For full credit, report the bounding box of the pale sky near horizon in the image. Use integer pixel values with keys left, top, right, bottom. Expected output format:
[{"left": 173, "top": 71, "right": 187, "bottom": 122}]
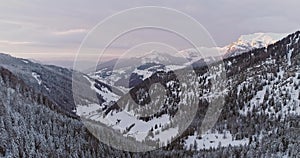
[{"left": 0, "top": 0, "right": 299, "bottom": 68}]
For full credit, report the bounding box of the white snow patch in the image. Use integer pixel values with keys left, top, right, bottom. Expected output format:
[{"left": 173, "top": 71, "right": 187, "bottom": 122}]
[
  {"left": 227, "top": 61, "right": 232, "bottom": 66},
  {"left": 22, "top": 60, "right": 29, "bottom": 64},
  {"left": 287, "top": 48, "right": 293, "bottom": 66},
  {"left": 152, "top": 126, "right": 179, "bottom": 146},
  {"left": 32, "top": 72, "right": 42, "bottom": 85},
  {"left": 76, "top": 103, "right": 102, "bottom": 116},
  {"left": 133, "top": 69, "right": 154, "bottom": 80},
  {"left": 165, "top": 65, "right": 185, "bottom": 71},
  {"left": 84, "top": 76, "right": 119, "bottom": 103},
  {"left": 96, "top": 111, "right": 173, "bottom": 142},
  {"left": 44, "top": 85, "right": 50, "bottom": 92}
]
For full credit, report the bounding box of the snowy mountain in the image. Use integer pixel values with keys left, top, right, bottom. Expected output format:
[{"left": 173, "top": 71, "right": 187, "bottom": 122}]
[
  {"left": 77, "top": 31, "right": 300, "bottom": 156},
  {"left": 0, "top": 66, "right": 138, "bottom": 157},
  {"left": 182, "top": 31, "right": 300, "bottom": 156},
  {"left": 224, "top": 32, "right": 287, "bottom": 57},
  {"left": 91, "top": 32, "right": 287, "bottom": 93},
  {"left": 0, "top": 53, "right": 77, "bottom": 113},
  {"left": 179, "top": 32, "right": 288, "bottom": 60},
  {"left": 0, "top": 53, "right": 120, "bottom": 115},
  {"left": 1, "top": 31, "right": 300, "bottom": 157},
  {"left": 89, "top": 51, "right": 187, "bottom": 91}
]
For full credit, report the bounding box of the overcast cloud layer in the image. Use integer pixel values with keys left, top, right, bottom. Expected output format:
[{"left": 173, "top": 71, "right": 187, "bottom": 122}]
[{"left": 0, "top": 0, "right": 299, "bottom": 68}]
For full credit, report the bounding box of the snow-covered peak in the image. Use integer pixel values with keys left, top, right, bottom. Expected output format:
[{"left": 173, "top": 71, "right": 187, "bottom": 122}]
[
  {"left": 178, "top": 47, "right": 226, "bottom": 61},
  {"left": 179, "top": 32, "right": 288, "bottom": 59},
  {"left": 236, "top": 32, "right": 286, "bottom": 48},
  {"left": 138, "top": 50, "right": 177, "bottom": 64},
  {"left": 225, "top": 32, "right": 287, "bottom": 57}
]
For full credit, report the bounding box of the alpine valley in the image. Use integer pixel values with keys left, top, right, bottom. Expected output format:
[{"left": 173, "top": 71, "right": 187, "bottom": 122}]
[{"left": 0, "top": 31, "right": 299, "bottom": 157}]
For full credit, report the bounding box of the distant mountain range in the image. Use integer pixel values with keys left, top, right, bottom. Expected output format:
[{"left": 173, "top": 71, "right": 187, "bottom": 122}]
[{"left": 90, "top": 32, "right": 287, "bottom": 91}]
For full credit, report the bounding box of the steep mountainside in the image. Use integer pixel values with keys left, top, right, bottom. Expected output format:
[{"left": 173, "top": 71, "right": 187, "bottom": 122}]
[
  {"left": 182, "top": 31, "right": 300, "bottom": 157},
  {"left": 77, "top": 31, "right": 300, "bottom": 157},
  {"left": 0, "top": 67, "right": 127, "bottom": 157},
  {"left": 0, "top": 54, "right": 78, "bottom": 112},
  {"left": 177, "top": 31, "right": 299, "bottom": 157},
  {"left": 0, "top": 53, "right": 121, "bottom": 115}
]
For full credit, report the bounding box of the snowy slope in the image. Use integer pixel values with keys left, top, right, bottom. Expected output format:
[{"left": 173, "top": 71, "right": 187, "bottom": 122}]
[
  {"left": 79, "top": 31, "right": 300, "bottom": 152},
  {"left": 182, "top": 31, "right": 300, "bottom": 152},
  {"left": 0, "top": 53, "right": 80, "bottom": 112},
  {"left": 78, "top": 68, "right": 203, "bottom": 149}
]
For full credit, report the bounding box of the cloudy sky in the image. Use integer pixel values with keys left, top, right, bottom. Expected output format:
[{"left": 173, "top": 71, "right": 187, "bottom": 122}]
[{"left": 0, "top": 0, "right": 299, "bottom": 68}]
